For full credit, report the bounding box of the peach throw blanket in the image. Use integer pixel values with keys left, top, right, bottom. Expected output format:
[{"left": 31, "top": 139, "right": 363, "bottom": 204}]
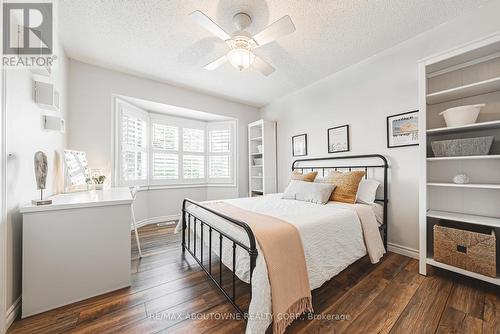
[{"left": 206, "top": 202, "right": 313, "bottom": 334}]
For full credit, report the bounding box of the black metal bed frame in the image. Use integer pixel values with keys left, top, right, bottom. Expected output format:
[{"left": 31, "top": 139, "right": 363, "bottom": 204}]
[{"left": 181, "top": 154, "right": 389, "bottom": 318}]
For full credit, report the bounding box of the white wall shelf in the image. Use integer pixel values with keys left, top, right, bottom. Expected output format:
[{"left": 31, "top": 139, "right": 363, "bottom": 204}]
[
  {"left": 426, "top": 76, "right": 500, "bottom": 105},
  {"left": 248, "top": 120, "right": 276, "bottom": 197},
  {"left": 427, "top": 210, "right": 500, "bottom": 228},
  {"left": 427, "top": 182, "right": 500, "bottom": 189},
  {"left": 427, "top": 154, "right": 500, "bottom": 161},
  {"left": 426, "top": 258, "right": 500, "bottom": 286},
  {"left": 427, "top": 119, "right": 500, "bottom": 135}
]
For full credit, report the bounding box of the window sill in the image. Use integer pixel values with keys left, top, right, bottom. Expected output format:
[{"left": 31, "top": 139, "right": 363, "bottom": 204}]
[{"left": 137, "top": 183, "right": 237, "bottom": 191}]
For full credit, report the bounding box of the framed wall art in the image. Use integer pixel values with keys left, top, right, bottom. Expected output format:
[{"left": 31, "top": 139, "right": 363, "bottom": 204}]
[
  {"left": 387, "top": 110, "right": 419, "bottom": 148},
  {"left": 292, "top": 133, "right": 307, "bottom": 156},
  {"left": 328, "top": 125, "right": 350, "bottom": 153}
]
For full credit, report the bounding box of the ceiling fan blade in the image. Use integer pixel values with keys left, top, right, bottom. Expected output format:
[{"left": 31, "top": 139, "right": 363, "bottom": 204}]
[
  {"left": 253, "top": 15, "right": 295, "bottom": 47},
  {"left": 204, "top": 56, "right": 228, "bottom": 70},
  {"left": 189, "top": 10, "right": 231, "bottom": 41},
  {"left": 252, "top": 56, "right": 275, "bottom": 76}
]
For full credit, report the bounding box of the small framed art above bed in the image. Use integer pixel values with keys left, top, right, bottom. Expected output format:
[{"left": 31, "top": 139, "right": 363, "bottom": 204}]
[{"left": 178, "top": 154, "right": 389, "bottom": 334}]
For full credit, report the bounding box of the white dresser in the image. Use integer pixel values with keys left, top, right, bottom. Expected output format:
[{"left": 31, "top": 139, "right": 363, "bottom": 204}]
[{"left": 19, "top": 187, "right": 133, "bottom": 317}]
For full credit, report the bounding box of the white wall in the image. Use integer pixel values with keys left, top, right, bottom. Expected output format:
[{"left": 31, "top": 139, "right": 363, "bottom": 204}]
[
  {"left": 261, "top": 1, "right": 500, "bottom": 254},
  {"left": 5, "top": 47, "right": 69, "bottom": 316},
  {"left": 67, "top": 60, "right": 260, "bottom": 221}
]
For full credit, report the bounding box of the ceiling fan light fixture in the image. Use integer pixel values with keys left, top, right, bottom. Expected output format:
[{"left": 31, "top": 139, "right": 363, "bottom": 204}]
[{"left": 227, "top": 48, "right": 255, "bottom": 71}]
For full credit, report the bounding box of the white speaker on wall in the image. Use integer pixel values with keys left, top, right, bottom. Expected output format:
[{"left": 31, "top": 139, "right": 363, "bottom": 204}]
[
  {"left": 43, "top": 115, "right": 65, "bottom": 132},
  {"left": 33, "top": 79, "right": 59, "bottom": 111}
]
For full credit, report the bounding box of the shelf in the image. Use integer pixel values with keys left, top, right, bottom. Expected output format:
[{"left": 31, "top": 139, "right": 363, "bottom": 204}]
[
  {"left": 427, "top": 119, "right": 500, "bottom": 135},
  {"left": 426, "top": 76, "right": 500, "bottom": 105},
  {"left": 250, "top": 152, "right": 262, "bottom": 156},
  {"left": 427, "top": 182, "right": 500, "bottom": 189},
  {"left": 251, "top": 165, "right": 263, "bottom": 168},
  {"left": 250, "top": 136, "right": 262, "bottom": 141},
  {"left": 427, "top": 154, "right": 500, "bottom": 161},
  {"left": 252, "top": 176, "right": 263, "bottom": 179},
  {"left": 251, "top": 190, "right": 263, "bottom": 193},
  {"left": 426, "top": 258, "right": 500, "bottom": 286},
  {"left": 427, "top": 210, "right": 500, "bottom": 228}
]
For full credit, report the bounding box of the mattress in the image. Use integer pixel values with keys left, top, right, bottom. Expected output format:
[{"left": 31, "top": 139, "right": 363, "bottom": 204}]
[{"left": 176, "top": 193, "right": 383, "bottom": 333}]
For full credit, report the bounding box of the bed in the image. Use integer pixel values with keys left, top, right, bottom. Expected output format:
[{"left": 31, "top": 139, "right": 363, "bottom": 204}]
[{"left": 177, "top": 154, "right": 388, "bottom": 333}]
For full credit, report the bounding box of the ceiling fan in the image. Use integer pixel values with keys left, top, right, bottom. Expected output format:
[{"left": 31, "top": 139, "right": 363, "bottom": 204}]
[{"left": 189, "top": 10, "right": 296, "bottom": 76}]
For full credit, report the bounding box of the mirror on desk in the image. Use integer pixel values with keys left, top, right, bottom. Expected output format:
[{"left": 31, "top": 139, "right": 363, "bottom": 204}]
[{"left": 63, "top": 149, "right": 90, "bottom": 192}]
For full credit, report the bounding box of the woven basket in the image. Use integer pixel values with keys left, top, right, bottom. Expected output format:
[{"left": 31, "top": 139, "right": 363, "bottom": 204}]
[{"left": 434, "top": 221, "right": 496, "bottom": 277}]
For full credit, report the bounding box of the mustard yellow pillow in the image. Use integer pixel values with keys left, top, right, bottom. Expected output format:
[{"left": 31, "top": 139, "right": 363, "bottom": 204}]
[
  {"left": 321, "top": 171, "right": 365, "bottom": 203},
  {"left": 291, "top": 171, "right": 318, "bottom": 182}
]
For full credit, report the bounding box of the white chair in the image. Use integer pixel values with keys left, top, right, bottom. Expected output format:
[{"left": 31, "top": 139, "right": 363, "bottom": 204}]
[{"left": 130, "top": 186, "right": 143, "bottom": 258}]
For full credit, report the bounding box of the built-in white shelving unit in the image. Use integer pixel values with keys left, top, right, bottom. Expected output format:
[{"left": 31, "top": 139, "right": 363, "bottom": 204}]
[
  {"left": 419, "top": 33, "right": 500, "bottom": 286},
  {"left": 248, "top": 120, "right": 277, "bottom": 197}
]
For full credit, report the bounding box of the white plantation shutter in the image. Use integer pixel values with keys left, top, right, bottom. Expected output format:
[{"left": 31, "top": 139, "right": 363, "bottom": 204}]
[
  {"left": 207, "top": 122, "right": 235, "bottom": 184},
  {"left": 153, "top": 153, "right": 178, "bottom": 179},
  {"left": 209, "top": 129, "right": 230, "bottom": 153},
  {"left": 183, "top": 128, "right": 204, "bottom": 153},
  {"left": 150, "top": 120, "right": 180, "bottom": 182},
  {"left": 182, "top": 128, "right": 205, "bottom": 180},
  {"left": 209, "top": 156, "right": 230, "bottom": 178},
  {"left": 118, "top": 101, "right": 148, "bottom": 186},
  {"left": 152, "top": 124, "right": 178, "bottom": 150},
  {"left": 183, "top": 155, "right": 205, "bottom": 179}
]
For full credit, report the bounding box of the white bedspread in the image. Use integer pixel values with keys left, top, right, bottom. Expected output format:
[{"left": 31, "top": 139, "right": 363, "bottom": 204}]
[{"left": 176, "top": 194, "right": 382, "bottom": 333}]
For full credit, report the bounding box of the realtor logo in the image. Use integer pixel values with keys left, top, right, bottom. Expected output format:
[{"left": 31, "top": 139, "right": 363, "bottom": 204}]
[
  {"left": 3, "top": 2, "right": 53, "bottom": 54},
  {"left": 2, "top": 2, "right": 56, "bottom": 69}
]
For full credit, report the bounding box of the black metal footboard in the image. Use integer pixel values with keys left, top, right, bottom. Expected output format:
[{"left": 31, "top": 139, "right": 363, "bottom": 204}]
[{"left": 181, "top": 198, "right": 257, "bottom": 317}]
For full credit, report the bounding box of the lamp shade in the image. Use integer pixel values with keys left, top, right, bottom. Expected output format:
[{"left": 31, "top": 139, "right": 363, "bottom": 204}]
[{"left": 227, "top": 48, "right": 255, "bottom": 71}]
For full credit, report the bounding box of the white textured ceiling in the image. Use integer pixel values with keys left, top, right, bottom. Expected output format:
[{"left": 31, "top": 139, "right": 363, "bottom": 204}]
[{"left": 59, "top": 0, "right": 490, "bottom": 107}]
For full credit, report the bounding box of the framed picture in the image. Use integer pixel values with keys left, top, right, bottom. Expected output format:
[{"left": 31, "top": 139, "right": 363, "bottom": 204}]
[
  {"left": 387, "top": 110, "right": 419, "bottom": 148},
  {"left": 292, "top": 133, "right": 307, "bottom": 156},
  {"left": 328, "top": 125, "right": 350, "bottom": 153}
]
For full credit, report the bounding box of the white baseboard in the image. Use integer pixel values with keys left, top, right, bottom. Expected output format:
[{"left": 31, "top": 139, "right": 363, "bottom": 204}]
[
  {"left": 5, "top": 296, "right": 21, "bottom": 330},
  {"left": 135, "top": 214, "right": 180, "bottom": 229},
  {"left": 387, "top": 242, "right": 419, "bottom": 259}
]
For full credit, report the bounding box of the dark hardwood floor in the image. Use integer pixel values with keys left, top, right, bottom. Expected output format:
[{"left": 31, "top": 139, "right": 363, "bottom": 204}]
[{"left": 8, "top": 224, "right": 500, "bottom": 334}]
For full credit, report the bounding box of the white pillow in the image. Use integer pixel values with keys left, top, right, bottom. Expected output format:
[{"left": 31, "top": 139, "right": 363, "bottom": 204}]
[
  {"left": 282, "top": 180, "right": 336, "bottom": 204},
  {"left": 356, "top": 179, "right": 380, "bottom": 204}
]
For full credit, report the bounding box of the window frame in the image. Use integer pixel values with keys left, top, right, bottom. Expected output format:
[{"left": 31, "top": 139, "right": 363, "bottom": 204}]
[
  {"left": 113, "top": 98, "right": 236, "bottom": 188},
  {"left": 207, "top": 121, "right": 236, "bottom": 185},
  {"left": 115, "top": 99, "right": 149, "bottom": 187},
  {"left": 149, "top": 114, "right": 207, "bottom": 186}
]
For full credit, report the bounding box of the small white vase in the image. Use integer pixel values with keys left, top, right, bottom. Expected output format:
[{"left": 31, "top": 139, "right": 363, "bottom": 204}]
[
  {"left": 453, "top": 174, "right": 469, "bottom": 184},
  {"left": 95, "top": 184, "right": 104, "bottom": 190}
]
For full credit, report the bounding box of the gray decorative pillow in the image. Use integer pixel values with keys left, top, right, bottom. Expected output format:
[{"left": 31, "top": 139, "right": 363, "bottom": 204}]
[{"left": 282, "top": 180, "right": 336, "bottom": 204}]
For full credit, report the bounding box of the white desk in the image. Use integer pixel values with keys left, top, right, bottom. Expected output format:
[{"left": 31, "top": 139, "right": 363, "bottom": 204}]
[{"left": 20, "top": 188, "right": 133, "bottom": 318}]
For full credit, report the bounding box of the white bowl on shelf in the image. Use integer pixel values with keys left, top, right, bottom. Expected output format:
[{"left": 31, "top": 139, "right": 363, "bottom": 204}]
[{"left": 439, "top": 104, "right": 485, "bottom": 128}]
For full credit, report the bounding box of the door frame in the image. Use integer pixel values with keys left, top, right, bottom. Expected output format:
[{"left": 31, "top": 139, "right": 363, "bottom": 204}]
[{"left": 0, "top": 0, "right": 7, "bottom": 331}]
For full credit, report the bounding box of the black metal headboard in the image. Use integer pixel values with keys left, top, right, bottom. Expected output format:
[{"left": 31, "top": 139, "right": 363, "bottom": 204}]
[{"left": 292, "top": 154, "right": 389, "bottom": 248}]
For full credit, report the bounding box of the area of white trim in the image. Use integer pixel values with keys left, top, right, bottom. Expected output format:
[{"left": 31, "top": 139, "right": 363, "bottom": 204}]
[
  {"left": 5, "top": 297, "right": 20, "bottom": 330},
  {"left": 134, "top": 214, "right": 180, "bottom": 229},
  {"left": 0, "top": 1, "right": 7, "bottom": 330},
  {"left": 387, "top": 242, "right": 419, "bottom": 259}
]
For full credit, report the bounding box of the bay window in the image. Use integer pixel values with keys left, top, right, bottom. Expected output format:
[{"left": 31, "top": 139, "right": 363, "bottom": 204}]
[{"left": 115, "top": 99, "right": 236, "bottom": 187}]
